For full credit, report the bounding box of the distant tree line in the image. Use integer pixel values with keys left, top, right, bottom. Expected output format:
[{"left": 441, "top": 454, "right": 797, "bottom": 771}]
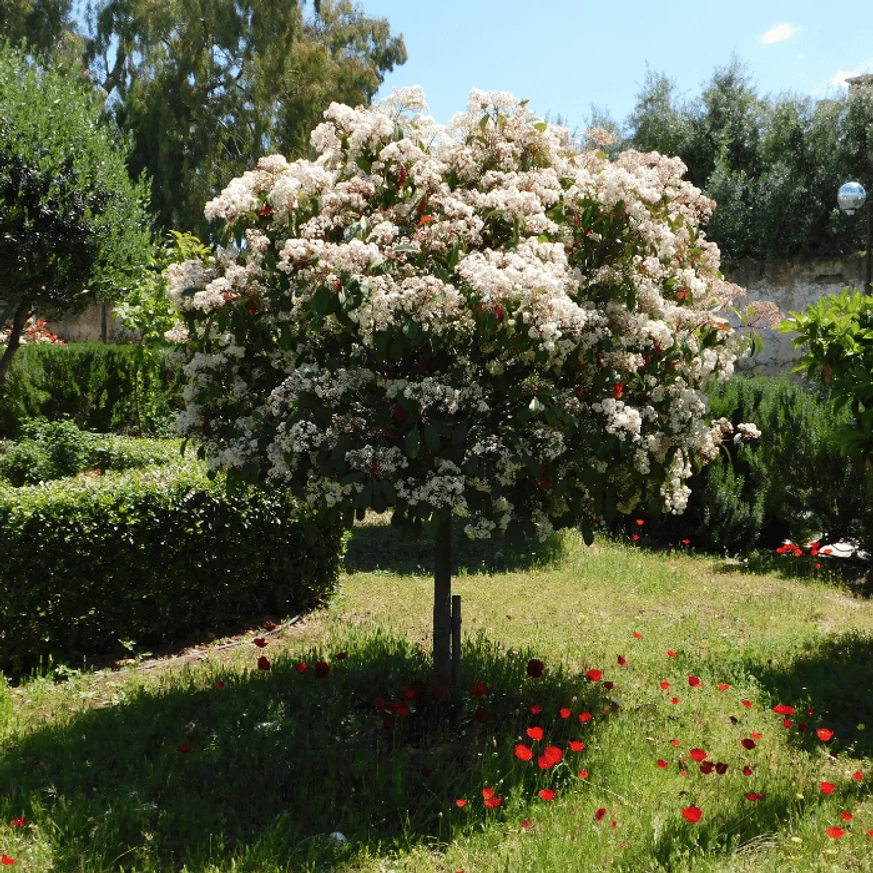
[{"left": 622, "top": 56, "right": 873, "bottom": 267}]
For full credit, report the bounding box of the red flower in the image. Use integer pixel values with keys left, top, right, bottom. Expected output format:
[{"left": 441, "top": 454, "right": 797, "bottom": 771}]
[
  {"left": 215, "top": 681, "right": 225, "bottom": 689},
  {"left": 715, "top": 762, "right": 728, "bottom": 775},
  {"left": 633, "top": 534, "right": 640, "bottom": 541},
  {"left": 526, "top": 726, "right": 544, "bottom": 741},
  {"left": 420, "top": 766, "right": 432, "bottom": 777},
  {"left": 783, "top": 719, "right": 793, "bottom": 729},
  {"left": 671, "top": 697, "right": 680, "bottom": 705},
  {"left": 853, "top": 771, "right": 863, "bottom": 781},
  {"left": 264, "top": 621, "right": 277, "bottom": 631},
  {"left": 660, "top": 681, "right": 670, "bottom": 689},
  {"left": 805, "top": 707, "right": 816, "bottom": 717},
  {"left": 741, "top": 700, "right": 752, "bottom": 708},
  {"left": 633, "top": 631, "right": 643, "bottom": 639},
  {"left": 699, "top": 762, "right": 714, "bottom": 774},
  {"left": 418, "top": 214, "right": 434, "bottom": 227},
  {"left": 817, "top": 728, "right": 834, "bottom": 742},
  {"left": 594, "top": 807, "right": 607, "bottom": 821},
  {"left": 521, "top": 819, "right": 532, "bottom": 831},
  {"left": 578, "top": 769, "right": 589, "bottom": 779},
  {"left": 258, "top": 656, "right": 271, "bottom": 671},
  {"left": 741, "top": 738, "right": 756, "bottom": 749},
  {"left": 613, "top": 382, "right": 624, "bottom": 399},
  {"left": 820, "top": 781, "right": 835, "bottom": 794},
  {"left": 527, "top": 659, "right": 545, "bottom": 678},
  {"left": 841, "top": 812, "right": 853, "bottom": 821},
  {"left": 484, "top": 796, "right": 502, "bottom": 809},
  {"left": 295, "top": 662, "right": 307, "bottom": 674},
  {"left": 10, "top": 818, "right": 26, "bottom": 828},
  {"left": 475, "top": 707, "right": 490, "bottom": 723},
  {"left": 253, "top": 637, "right": 267, "bottom": 648},
  {"left": 751, "top": 732, "right": 762, "bottom": 739},
  {"left": 404, "top": 688, "right": 417, "bottom": 700},
  {"left": 826, "top": 827, "right": 845, "bottom": 839},
  {"left": 471, "top": 682, "right": 487, "bottom": 697},
  {"left": 178, "top": 744, "right": 191, "bottom": 753},
  {"left": 603, "top": 681, "right": 615, "bottom": 691},
  {"left": 667, "top": 650, "right": 677, "bottom": 658},
  {"left": 681, "top": 806, "right": 702, "bottom": 823},
  {"left": 383, "top": 718, "right": 393, "bottom": 728},
  {"left": 559, "top": 707, "right": 571, "bottom": 719},
  {"left": 688, "top": 675, "right": 701, "bottom": 687},
  {"left": 539, "top": 789, "right": 556, "bottom": 801},
  {"left": 636, "top": 518, "right": 645, "bottom": 526},
  {"left": 334, "top": 651, "right": 347, "bottom": 660},
  {"left": 541, "top": 746, "right": 563, "bottom": 768},
  {"left": 396, "top": 705, "right": 410, "bottom": 718},
  {"left": 569, "top": 740, "right": 585, "bottom": 752},
  {"left": 743, "top": 766, "right": 753, "bottom": 776},
  {"left": 314, "top": 661, "right": 330, "bottom": 679},
  {"left": 586, "top": 669, "right": 602, "bottom": 682},
  {"left": 455, "top": 798, "right": 467, "bottom": 808},
  {"left": 1, "top": 855, "right": 13, "bottom": 866},
  {"left": 745, "top": 793, "right": 764, "bottom": 802},
  {"left": 657, "top": 759, "right": 668, "bottom": 769},
  {"left": 482, "top": 788, "right": 495, "bottom": 799},
  {"left": 689, "top": 748, "right": 708, "bottom": 762},
  {"left": 717, "top": 683, "right": 730, "bottom": 691},
  {"left": 617, "top": 655, "right": 627, "bottom": 666},
  {"left": 515, "top": 744, "right": 534, "bottom": 761},
  {"left": 373, "top": 697, "right": 388, "bottom": 710},
  {"left": 529, "top": 704, "right": 542, "bottom": 715},
  {"left": 578, "top": 712, "right": 592, "bottom": 724}
]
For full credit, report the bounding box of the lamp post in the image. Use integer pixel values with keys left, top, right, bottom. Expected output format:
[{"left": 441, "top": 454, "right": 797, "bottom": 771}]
[{"left": 838, "top": 181, "right": 872, "bottom": 289}]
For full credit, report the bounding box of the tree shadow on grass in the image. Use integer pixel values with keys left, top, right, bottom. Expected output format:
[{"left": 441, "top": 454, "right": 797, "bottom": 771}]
[
  {"left": 0, "top": 631, "right": 603, "bottom": 873},
  {"left": 343, "top": 513, "right": 566, "bottom": 576}
]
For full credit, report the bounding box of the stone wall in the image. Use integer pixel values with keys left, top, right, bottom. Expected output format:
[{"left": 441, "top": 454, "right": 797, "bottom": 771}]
[
  {"left": 46, "top": 303, "right": 137, "bottom": 344},
  {"left": 728, "top": 256, "right": 868, "bottom": 377}
]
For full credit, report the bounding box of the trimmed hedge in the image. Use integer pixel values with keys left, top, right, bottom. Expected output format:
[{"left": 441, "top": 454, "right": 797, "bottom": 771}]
[
  {"left": 0, "top": 457, "right": 345, "bottom": 676},
  {"left": 0, "top": 342, "right": 183, "bottom": 438},
  {"left": 0, "top": 418, "right": 183, "bottom": 485}
]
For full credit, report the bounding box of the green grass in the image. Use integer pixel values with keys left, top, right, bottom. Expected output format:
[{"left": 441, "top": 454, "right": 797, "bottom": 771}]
[{"left": 2, "top": 526, "right": 873, "bottom": 872}]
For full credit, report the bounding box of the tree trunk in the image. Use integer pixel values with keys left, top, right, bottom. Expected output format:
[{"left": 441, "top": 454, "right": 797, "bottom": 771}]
[
  {"left": 432, "top": 514, "right": 453, "bottom": 688},
  {"left": 0, "top": 297, "right": 31, "bottom": 387}
]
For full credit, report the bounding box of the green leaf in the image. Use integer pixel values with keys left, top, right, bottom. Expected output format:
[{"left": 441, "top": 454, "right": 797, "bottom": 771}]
[
  {"left": 424, "top": 421, "right": 440, "bottom": 452},
  {"left": 405, "top": 425, "right": 422, "bottom": 459}
]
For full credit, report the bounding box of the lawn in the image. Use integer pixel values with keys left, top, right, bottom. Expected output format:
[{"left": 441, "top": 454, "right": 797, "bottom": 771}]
[{"left": 2, "top": 523, "right": 872, "bottom": 872}]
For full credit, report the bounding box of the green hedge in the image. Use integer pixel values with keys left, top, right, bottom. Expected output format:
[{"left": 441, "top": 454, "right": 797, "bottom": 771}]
[
  {"left": 0, "top": 458, "right": 345, "bottom": 676},
  {"left": 627, "top": 375, "right": 871, "bottom": 556},
  {"left": 0, "top": 342, "right": 183, "bottom": 438}
]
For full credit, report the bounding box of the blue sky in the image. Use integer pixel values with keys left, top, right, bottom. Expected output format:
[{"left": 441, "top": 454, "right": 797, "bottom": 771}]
[{"left": 360, "top": 0, "right": 873, "bottom": 132}]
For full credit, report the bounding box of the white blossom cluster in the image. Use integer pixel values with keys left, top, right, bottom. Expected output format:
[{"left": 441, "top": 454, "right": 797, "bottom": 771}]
[{"left": 169, "top": 87, "right": 753, "bottom": 538}]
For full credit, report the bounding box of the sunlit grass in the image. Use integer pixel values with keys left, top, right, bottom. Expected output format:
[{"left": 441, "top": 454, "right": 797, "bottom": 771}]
[{"left": 1, "top": 527, "right": 872, "bottom": 872}]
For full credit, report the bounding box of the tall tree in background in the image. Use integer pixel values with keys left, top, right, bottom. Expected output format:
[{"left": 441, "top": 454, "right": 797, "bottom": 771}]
[
  {"left": 83, "top": 0, "right": 407, "bottom": 237},
  {"left": 0, "top": 0, "right": 76, "bottom": 60}
]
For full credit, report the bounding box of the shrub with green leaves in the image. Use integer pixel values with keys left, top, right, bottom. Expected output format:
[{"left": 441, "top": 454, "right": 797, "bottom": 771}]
[
  {"left": 0, "top": 457, "right": 345, "bottom": 676},
  {"left": 636, "top": 376, "right": 866, "bottom": 555},
  {"left": 0, "top": 342, "right": 183, "bottom": 437}
]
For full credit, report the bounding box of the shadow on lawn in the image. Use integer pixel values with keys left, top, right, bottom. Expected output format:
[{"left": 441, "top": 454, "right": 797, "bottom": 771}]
[{"left": 0, "top": 631, "right": 602, "bottom": 872}]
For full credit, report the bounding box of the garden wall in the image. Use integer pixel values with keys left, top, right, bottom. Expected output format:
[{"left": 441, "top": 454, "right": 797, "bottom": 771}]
[{"left": 729, "top": 255, "right": 868, "bottom": 377}]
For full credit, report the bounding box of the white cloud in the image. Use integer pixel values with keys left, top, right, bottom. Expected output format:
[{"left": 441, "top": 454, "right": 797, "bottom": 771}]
[
  {"left": 830, "top": 59, "right": 873, "bottom": 88},
  {"left": 760, "top": 23, "right": 798, "bottom": 44}
]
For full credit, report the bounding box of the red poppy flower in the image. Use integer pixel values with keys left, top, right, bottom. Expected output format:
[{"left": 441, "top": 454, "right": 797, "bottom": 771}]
[
  {"left": 717, "top": 683, "right": 730, "bottom": 691},
  {"left": 699, "top": 762, "right": 714, "bottom": 774},
  {"left": 805, "top": 708, "right": 816, "bottom": 717},
  {"left": 657, "top": 759, "right": 668, "bottom": 769},
  {"left": 178, "top": 744, "right": 191, "bottom": 753},
  {"left": 521, "top": 820, "right": 532, "bottom": 831},
  {"left": 841, "top": 812, "right": 853, "bottom": 821},
  {"left": 264, "top": 621, "right": 277, "bottom": 631},
  {"left": 543, "top": 746, "right": 563, "bottom": 766},
  {"left": 455, "top": 798, "right": 467, "bottom": 808},
  {"left": 853, "top": 771, "right": 863, "bottom": 781},
  {"left": 420, "top": 767, "right": 432, "bottom": 777},
  {"left": 527, "top": 726, "right": 544, "bottom": 741},
  {"left": 618, "top": 655, "right": 627, "bottom": 666},
  {"left": 1, "top": 855, "right": 13, "bottom": 866},
  {"left": 529, "top": 704, "right": 542, "bottom": 715},
  {"left": 313, "top": 661, "right": 330, "bottom": 679},
  {"left": 603, "top": 681, "right": 615, "bottom": 691},
  {"left": 586, "top": 669, "right": 603, "bottom": 682},
  {"left": 404, "top": 688, "right": 417, "bottom": 700},
  {"left": 633, "top": 631, "right": 643, "bottom": 639},
  {"left": 613, "top": 382, "right": 624, "bottom": 399},
  {"left": 682, "top": 539, "right": 691, "bottom": 545},
  {"left": 814, "top": 563, "right": 821, "bottom": 570},
  {"left": 783, "top": 719, "right": 793, "bottom": 729},
  {"left": 559, "top": 707, "right": 571, "bottom": 719},
  {"left": 253, "top": 637, "right": 267, "bottom": 648},
  {"left": 741, "top": 700, "right": 752, "bottom": 708},
  {"left": 396, "top": 705, "right": 410, "bottom": 717},
  {"left": 594, "top": 807, "right": 607, "bottom": 821},
  {"left": 484, "top": 796, "right": 502, "bottom": 809},
  {"left": 527, "top": 659, "right": 545, "bottom": 678},
  {"left": 579, "top": 769, "right": 589, "bottom": 779},
  {"left": 688, "top": 675, "right": 701, "bottom": 687},
  {"left": 826, "top": 827, "right": 845, "bottom": 839},
  {"left": 474, "top": 707, "right": 490, "bottom": 723},
  {"left": 689, "top": 748, "right": 708, "bottom": 762},
  {"left": 743, "top": 766, "right": 753, "bottom": 776},
  {"left": 667, "top": 650, "right": 676, "bottom": 658},
  {"left": 820, "top": 782, "right": 836, "bottom": 794},
  {"left": 798, "top": 723, "right": 808, "bottom": 732},
  {"left": 482, "top": 788, "right": 495, "bottom": 799},
  {"left": 817, "top": 728, "right": 834, "bottom": 742},
  {"left": 10, "top": 818, "right": 26, "bottom": 828},
  {"left": 334, "top": 651, "right": 347, "bottom": 660},
  {"left": 215, "top": 681, "right": 224, "bottom": 689},
  {"left": 681, "top": 806, "right": 702, "bottom": 823},
  {"left": 569, "top": 740, "right": 585, "bottom": 752},
  {"left": 431, "top": 684, "right": 446, "bottom": 700},
  {"left": 258, "top": 656, "right": 271, "bottom": 671},
  {"left": 635, "top": 518, "right": 645, "bottom": 526},
  {"left": 671, "top": 739, "right": 681, "bottom": 746},
  {"left": 660, "top": 681, "right": 670, "bottom": 689},
  {"left": 515, "top": 744, "right": 534, "bottom": 761},
  {"left": 751, "top": 732, "right": 762, "bottom": 739},
  {"left": 745, "top": 793, "right": 763, "bottom": 802},
  {"left": 578, "top": 711, "right": 592, "bottom": 724},
  {"left": 539, "top": 789, "right": 556, "bottom": 801},
  {"left": 773, "top": 704, "right": 797, "bottom": 716},
  {"left": 373, "top": 697, "right": 388, "bottom": 710},
  {"left": 471, "top": 682, "right": 487, "bottom": 697},
  {"left": 294, "top": 662, "right": 307, "bottom": 674},
  {"left": 715, "top": 762, "right": 728, "bottom": 775},
  {"left": 671, "top": 697, "right": 680, "bottom": 705},
  {"left": 741, "top": 738, "right": 756, "bottom": 749},
  {"left": 633, "top": 534, "right": 640, "bottom": 541},
  {"left": 383, "top": 718, "right": 393, "bottom": 728}
]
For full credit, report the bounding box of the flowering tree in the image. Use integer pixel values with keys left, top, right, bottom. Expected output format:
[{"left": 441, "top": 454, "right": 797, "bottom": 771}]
[{"left": 169, "top": 88, "right": 749, "bottom": 684}]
